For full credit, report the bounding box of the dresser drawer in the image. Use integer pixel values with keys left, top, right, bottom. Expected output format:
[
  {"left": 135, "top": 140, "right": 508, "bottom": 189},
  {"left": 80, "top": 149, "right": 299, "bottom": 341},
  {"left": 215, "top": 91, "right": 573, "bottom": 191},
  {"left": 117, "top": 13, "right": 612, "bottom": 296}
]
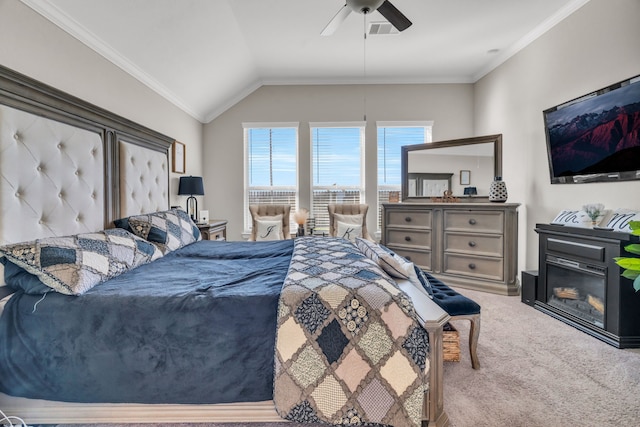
[
  {"left": 386, "top": 229, "right": 431, "bottom": 249},
  {"left": 443, "top": 254, "right": 503, "bottom": 281},
  {"left": 444, "top": 210, "right": 504, "bottom": 233},
  {"left": 444, "top": 232, "right": 503, "bottom": 257},
  {"left": 387, "top": 246, "right": 432, "bottom": 270},
  {"left": 387, "top": 210, "right": 432, "bottom": 228}
]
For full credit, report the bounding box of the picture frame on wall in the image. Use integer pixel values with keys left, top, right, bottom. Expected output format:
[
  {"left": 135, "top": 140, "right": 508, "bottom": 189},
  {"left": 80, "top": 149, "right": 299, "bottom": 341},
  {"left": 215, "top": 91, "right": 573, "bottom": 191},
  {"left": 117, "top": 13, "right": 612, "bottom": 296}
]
[
  {"left": 460, "top": 170, "right": 471, "bottom": 185},
  {"left": 172, "top": 141, "right": 185, "bottom": 174}
]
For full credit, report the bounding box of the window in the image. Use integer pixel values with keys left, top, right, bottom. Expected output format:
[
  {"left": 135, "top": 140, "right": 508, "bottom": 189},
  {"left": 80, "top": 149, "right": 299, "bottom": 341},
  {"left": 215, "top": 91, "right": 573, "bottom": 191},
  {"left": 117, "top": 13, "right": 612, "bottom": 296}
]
[
  {"left": 243, "top": 123, "right": 298, "bottom": 232},
  {"left": 376, "top": 122, "right": 433, "bottom": 230},
  {"left": 310, "top": 122, "right": 365, "bottom": 232}
]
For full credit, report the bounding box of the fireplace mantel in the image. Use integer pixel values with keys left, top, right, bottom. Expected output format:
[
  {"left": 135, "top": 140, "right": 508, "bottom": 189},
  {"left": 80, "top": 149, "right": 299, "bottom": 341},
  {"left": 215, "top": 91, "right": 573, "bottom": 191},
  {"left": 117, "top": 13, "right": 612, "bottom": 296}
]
[{"left": 535, "top": 224, "right": 640, "bottom": 348}]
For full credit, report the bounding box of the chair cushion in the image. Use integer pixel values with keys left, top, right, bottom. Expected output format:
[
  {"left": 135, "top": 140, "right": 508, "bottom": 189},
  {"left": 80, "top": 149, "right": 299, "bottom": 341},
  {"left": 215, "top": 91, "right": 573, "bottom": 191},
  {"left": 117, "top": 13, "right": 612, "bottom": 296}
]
[{"left": 421, "top": 271, "right": 481, "bottom": 316}]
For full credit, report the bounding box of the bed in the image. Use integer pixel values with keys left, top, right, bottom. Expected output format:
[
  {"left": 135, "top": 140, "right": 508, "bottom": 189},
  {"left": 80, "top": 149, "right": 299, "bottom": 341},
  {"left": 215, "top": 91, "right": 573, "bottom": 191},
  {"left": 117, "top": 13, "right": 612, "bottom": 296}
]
[{"left": 0, "top": 64, "right": 450, "bottom": 426}]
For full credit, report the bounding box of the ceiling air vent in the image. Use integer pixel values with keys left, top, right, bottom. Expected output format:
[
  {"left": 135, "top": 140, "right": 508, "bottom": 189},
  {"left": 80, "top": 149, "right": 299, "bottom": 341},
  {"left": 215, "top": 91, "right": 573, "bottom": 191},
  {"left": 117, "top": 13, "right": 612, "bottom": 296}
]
[{"left": 368, "top": 21, "right": 399, "bottom": 35}]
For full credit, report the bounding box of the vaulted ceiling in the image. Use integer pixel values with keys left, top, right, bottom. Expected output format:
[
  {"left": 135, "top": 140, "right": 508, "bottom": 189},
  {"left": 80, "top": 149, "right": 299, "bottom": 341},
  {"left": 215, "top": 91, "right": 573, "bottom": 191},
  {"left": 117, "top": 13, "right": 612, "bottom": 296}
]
[{"left": 22, "top": 0, "right": 589, "bottom": 123}]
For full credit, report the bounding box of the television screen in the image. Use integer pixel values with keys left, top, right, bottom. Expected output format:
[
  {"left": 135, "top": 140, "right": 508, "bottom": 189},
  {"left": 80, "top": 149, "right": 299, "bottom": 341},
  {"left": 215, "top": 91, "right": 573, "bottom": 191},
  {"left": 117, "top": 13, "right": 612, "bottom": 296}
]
[{"left": 543, "top": 74, "right": 640, "bottom": 184}]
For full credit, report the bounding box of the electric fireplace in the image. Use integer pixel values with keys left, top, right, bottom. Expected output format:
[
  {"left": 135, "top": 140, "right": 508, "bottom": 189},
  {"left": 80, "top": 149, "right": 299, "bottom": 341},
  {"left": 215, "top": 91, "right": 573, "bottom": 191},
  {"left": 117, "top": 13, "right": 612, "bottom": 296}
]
[
  {"left": 535, "top": 224, "right": 640, "bottom": 348},
  {"left": 545, "top": 255, "right": 606, "bottom": 328}
]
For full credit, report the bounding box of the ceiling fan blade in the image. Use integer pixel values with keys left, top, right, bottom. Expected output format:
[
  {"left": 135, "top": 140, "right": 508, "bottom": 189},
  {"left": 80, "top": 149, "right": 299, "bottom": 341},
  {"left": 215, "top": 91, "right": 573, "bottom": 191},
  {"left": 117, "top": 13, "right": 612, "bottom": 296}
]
[
  {"left": 321, "top": 5, "right": 352, "bottom": 36},
  {"left": 377, "top": 0, "right": 412, "bottom": 32}
]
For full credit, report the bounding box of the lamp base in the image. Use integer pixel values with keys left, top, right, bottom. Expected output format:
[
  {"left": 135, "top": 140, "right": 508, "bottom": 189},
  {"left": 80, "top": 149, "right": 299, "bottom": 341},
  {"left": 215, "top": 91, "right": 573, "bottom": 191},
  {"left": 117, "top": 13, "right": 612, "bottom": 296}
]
[{"left": 185, "top": 196, "right": 198, "bottom": 222}]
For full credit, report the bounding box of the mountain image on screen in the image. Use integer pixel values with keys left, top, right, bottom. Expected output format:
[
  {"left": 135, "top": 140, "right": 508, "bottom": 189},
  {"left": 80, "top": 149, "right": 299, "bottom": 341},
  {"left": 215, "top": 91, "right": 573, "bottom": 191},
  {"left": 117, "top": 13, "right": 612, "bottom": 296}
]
[{"left": 545, "top": 79, "right": 640, "bottom": 178}]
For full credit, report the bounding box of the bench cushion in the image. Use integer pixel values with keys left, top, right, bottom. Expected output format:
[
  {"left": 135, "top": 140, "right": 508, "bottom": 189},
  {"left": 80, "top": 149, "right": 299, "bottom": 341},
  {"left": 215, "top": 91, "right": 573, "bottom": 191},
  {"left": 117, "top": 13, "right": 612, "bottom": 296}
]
[{"left": 420, "top": 271, "right": 481, "bottom": 316}]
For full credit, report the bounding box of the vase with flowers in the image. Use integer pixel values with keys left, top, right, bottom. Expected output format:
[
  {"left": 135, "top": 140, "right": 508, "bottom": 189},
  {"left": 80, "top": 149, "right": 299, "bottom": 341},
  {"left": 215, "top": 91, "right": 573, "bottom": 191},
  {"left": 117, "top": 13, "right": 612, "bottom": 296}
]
[{"left": 582, "top": 203, "right": 605, "bottom": 227}]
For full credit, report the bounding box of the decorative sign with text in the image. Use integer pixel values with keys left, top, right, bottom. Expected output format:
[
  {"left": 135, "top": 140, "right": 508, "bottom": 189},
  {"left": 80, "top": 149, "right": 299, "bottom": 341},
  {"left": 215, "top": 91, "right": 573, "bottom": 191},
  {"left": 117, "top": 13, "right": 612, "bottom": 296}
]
[
  {"left": 551, "top": 209, "right": 595, "bottom": 227},
  {"left": 600, "top": 209, "right": 640, "bottom": 232}
]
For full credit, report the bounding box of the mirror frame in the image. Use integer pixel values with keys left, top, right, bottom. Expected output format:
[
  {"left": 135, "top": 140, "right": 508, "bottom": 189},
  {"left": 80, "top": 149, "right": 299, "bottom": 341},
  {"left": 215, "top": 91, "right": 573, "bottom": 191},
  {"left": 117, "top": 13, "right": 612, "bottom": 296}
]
[{"left": 401, "top": 134, "right": 502, "bottom": 202}]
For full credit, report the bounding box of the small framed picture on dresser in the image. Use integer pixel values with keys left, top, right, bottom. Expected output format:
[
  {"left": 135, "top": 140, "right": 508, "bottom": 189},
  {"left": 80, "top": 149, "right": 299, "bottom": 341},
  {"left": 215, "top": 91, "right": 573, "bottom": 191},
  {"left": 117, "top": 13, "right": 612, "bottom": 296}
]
[{"left": 172, "top": 141, "right": 185, "bottom": 174}]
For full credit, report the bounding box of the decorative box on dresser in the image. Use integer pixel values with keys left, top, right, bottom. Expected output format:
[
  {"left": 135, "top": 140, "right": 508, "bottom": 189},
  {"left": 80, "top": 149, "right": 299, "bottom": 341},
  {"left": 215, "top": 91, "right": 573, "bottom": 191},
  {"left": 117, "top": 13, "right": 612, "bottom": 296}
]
[{"left": 382, "top": 203, "right": 520, "bottom": 295}]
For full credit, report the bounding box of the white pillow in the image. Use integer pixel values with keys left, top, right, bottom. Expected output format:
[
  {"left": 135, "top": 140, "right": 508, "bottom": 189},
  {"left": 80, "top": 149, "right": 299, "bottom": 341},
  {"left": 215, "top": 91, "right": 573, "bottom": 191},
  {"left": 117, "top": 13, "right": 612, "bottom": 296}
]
[
  {"left": 256, "top": 217, "right": 284, "bottom": 241},
  {"left": 354, "top": 238, "right": 431, "bottom": 298},
  {"left": 333, "top": 213, "right": 363, "bottom": 225},
  {"left": 337, "top": 221, "right": 363, "bottom": 242},
  {"left": 355, "top": 238, "right": 409, "bottom": 278}
]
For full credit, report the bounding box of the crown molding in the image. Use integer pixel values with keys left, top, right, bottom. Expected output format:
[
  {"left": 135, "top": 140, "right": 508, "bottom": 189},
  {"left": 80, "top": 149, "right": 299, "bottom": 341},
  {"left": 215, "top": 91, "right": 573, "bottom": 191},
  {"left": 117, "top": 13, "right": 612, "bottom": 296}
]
[
  {"left": 472, "top": 0, "right": 591, "bottom": 82},
  {"left": 20, "top": 0, "right": 205, "bottom": 122}
]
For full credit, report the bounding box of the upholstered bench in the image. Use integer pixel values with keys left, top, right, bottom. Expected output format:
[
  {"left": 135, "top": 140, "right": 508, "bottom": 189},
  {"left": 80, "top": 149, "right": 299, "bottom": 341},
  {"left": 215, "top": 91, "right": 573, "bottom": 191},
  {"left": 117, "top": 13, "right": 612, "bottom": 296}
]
[{"left": 422, "top": 271, "right": 481, "bottom": 369}]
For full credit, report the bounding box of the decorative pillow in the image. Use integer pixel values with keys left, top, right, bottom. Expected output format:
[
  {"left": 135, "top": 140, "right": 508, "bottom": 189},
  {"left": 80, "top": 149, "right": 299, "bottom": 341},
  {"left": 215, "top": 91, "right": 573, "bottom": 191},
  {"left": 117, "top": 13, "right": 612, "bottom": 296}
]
[
  {"left": 1, "top": 258, "right": 52, "bottom": 295},
  {"left": 0, "top": 228, "right": 162, "bottom": 296},
  {"left": 128, "top": 208, "right": 201, "bottom": 253},
  {"left": 355, "top": 238, "right": 431, "bottom": 298},
  {"left": 355, "top": 238, "right": 409, "bottom": 277},
  {"left": 113, "top": 217, "right": 133, "bottom": 233},
  {"left": 337, "top": 221, "right": 363, "bottom": 242},
  {"left": 333, "top": 213, "right": 363, "bottom": 225},
  {"left": 332, "top": 213, "right": 363, "bottom": 234},
  {"left": 256, "top": 216, "right": 284, "bottom": 241}
]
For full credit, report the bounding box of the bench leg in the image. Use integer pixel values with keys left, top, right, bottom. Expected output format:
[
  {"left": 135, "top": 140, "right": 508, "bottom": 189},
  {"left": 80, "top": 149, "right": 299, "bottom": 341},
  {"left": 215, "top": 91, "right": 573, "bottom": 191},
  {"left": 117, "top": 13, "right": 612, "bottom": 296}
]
[{"left": 450, "top": 313, "right": 481, "bottom": 369}]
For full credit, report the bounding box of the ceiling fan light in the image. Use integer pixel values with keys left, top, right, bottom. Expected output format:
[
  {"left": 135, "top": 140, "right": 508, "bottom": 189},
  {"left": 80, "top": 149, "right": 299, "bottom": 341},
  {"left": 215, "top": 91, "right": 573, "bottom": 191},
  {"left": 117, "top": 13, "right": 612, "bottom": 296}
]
[{"left": 347, "top": 0, "right": 385, "bottom": 14}]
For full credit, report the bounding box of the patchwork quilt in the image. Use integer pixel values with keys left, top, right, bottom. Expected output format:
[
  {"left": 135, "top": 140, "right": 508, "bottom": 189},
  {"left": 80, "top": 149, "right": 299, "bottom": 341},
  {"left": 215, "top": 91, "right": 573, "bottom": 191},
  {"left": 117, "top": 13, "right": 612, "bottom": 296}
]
[{"left": 274, "top": 237, "right": 430, "bottom": 427}]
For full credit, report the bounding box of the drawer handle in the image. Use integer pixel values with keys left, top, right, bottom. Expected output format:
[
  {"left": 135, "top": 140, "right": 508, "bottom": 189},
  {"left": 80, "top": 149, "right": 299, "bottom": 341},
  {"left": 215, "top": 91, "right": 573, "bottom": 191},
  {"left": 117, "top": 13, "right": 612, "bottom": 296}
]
[
  {"left": 468, "top": 241, "right": 476, "bottom": 247},
  {"left": 468, "top": 263, "right": 476, "bottom": 270},
  {"left": 405, "top": 216, "right": 412, "bottom": 222},
  {"left": 469, "top": 219, "right": 477, "bottom": 225},
  {"left": 404, "top": 236, "right": 412, "bottom": 242}
]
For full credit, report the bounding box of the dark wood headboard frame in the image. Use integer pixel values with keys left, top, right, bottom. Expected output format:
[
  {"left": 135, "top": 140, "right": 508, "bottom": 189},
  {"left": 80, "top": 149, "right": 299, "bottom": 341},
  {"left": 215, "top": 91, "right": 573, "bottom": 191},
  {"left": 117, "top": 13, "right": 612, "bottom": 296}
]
[{"left": 0, "top": 64, "right": 174, "bottom": 227}]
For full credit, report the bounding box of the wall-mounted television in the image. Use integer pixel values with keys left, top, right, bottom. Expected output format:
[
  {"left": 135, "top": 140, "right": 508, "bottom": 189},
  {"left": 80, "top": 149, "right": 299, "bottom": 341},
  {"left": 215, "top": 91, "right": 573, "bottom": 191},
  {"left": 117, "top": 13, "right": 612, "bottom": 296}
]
[{"left": 543, "top": 74, "right": 640, "bottom": 184}]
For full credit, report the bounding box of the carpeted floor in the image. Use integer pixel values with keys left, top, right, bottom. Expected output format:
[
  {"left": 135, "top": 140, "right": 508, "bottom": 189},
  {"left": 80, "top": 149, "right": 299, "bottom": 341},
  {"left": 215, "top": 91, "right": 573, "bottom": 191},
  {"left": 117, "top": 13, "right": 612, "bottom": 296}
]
[
  {"left": 26, "top": 287, "right": 640, "bottom": 427},
  {"left": 442, "top": 287, "right": 640, "bottom": 427}
]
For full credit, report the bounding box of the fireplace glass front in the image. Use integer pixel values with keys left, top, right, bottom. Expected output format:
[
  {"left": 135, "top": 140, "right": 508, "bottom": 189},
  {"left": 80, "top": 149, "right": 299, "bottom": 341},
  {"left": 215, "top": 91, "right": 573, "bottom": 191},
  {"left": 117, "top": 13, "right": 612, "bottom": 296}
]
[{"left": 545, "top": 255, "right": 606, "bottom": 328}]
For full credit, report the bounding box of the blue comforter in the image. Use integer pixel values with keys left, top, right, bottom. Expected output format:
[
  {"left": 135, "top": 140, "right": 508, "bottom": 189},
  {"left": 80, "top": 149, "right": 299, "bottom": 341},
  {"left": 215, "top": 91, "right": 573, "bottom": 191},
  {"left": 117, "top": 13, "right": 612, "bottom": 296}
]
[{"left": 0, "top": 239, "right": 294, "bottom": 404}]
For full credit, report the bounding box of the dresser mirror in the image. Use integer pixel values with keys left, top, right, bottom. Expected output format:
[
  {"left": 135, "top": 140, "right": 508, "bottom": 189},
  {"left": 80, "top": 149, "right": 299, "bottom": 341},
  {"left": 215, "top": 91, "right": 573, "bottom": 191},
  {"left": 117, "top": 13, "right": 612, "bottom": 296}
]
[{"left": 401, "top": 134, "right": 502, "bottom": 201}]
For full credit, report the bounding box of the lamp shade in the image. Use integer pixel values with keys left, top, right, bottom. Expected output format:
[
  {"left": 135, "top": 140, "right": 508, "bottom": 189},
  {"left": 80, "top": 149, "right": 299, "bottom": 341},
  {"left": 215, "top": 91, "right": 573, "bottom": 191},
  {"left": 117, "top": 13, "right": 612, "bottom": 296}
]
[
  {"left": 178, "top": 176, "right": 204, "bottom": 196},
  {"left": 463, "top": 187, "right": 477, "bottom": 196}
]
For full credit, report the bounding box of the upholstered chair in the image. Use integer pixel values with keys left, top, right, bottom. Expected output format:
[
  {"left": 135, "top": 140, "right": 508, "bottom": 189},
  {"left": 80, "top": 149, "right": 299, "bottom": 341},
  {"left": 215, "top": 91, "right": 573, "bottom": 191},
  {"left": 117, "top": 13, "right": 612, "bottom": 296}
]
[
  {"left": 248, "top": 204, "right": 291, "bottom": 241},
  {"left": 327, "top": 203, "right": 374, "bottom": 241}
]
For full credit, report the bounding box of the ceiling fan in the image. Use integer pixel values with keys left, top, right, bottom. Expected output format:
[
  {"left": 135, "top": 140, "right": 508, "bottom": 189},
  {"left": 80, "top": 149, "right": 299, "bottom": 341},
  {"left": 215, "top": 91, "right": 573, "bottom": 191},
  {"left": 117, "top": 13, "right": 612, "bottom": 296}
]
[{"left": 321, "top": 0, "right": 412, "bottom": 36}]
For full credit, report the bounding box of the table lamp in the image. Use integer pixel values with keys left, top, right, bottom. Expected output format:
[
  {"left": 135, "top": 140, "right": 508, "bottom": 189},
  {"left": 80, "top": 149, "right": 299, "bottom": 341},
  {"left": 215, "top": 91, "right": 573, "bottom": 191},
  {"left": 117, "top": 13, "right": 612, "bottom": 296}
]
[{"left": 178, "top": 176, "right": 204, "bottom": 221}]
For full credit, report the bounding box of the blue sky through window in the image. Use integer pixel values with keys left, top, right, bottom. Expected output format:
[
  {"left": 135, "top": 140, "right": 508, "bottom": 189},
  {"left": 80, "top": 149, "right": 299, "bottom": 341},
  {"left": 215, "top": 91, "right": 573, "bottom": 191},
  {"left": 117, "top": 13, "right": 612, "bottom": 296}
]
[{"left": 247, "top": 127, "right": 296, "bottom": 186}]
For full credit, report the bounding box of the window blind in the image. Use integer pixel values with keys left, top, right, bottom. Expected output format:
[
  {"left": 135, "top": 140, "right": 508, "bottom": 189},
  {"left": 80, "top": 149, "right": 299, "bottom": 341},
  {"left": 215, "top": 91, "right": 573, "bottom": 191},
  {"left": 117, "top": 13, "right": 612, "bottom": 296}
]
[
  {"left": 244, "top": 125, "right": 298, "bottom": 231},
  {"left": 376, "top": 123, "right": 432, "bottom": 230},
  {"left": 310, "top": 124, "right": 364, "bottom": 231}
]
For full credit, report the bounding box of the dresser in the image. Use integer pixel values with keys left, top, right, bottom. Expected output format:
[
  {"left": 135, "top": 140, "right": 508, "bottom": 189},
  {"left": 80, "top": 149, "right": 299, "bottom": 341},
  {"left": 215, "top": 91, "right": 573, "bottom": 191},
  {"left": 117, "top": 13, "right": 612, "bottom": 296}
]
[{"left": 382, "top": 203, "right": 519, "bottom": 295}]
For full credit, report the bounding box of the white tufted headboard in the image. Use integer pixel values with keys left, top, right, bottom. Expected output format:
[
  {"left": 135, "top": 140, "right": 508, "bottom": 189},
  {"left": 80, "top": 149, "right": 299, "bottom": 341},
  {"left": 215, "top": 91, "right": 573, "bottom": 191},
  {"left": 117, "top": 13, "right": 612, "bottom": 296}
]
[
  {"left": 119, "top": 140, "right": 169, "bottom": 217},
  {"left": 0, "top": 64, "right": 174, "bottom": 286},
  {"left": 0, "top": 104, "right": 105, "bottom": 245}
]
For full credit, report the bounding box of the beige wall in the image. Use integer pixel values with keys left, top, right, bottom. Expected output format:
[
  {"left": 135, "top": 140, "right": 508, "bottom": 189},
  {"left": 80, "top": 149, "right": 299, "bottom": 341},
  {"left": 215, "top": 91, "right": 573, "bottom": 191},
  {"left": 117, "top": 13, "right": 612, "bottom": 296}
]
[
  {"left": 474, "top": 0, "right": 640, "bottom": 271},
  {"left": 204, "top": 84, "right": 474, "bottom": 239},
  {"left": 0, "top": 0, "right": 203, "bottom": 208}
]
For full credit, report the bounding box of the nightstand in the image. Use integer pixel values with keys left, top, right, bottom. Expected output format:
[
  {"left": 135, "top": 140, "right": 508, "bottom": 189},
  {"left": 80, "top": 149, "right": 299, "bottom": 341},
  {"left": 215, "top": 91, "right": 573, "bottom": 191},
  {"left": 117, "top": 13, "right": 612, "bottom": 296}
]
[{"left": 197, "top": 220, "right": 228, "bottom": 241}]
